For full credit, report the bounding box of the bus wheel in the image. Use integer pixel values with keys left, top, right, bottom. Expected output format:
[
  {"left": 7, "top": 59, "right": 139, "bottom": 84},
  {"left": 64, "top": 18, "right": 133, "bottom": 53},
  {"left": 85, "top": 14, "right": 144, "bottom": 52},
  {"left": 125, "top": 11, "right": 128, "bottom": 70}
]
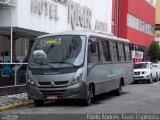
[
  {"left": 34, "top": 100, "right": 44, "bottom": 106},
  {"left": 115, "top": 82, "right": 122, "bottom": 96},
  {"left": 83, "top": 86, "right": 93, "bottom": 106}
]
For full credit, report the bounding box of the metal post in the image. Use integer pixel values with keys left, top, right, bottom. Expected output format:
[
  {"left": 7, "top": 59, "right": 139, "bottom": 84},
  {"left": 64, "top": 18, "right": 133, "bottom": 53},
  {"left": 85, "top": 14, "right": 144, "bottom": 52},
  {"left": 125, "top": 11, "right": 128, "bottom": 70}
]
[
  {"left": 14, "top": 64, "right": 17, "bottom": 86},
  {"left": 10, "top": 7, "right": 13, "bottom": 63},
  {"left": 3, "top": 36, "right": 4, "bottom": 62},
  {"left": 10, "top": 7, "right": 16, "bottom": 85}
]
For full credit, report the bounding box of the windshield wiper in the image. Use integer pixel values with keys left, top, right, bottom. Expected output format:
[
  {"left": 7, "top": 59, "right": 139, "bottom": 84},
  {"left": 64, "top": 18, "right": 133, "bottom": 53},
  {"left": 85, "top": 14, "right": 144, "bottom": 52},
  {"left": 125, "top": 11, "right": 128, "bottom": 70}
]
[
  {"left": 32, "top": 62, "right": 58, "bottom": 70},
  {"left": 50, "top": 62, "right": 78, "bottom": 68},
  {"left": 47, "top": 64, "right": 58, "bottom": 71}
]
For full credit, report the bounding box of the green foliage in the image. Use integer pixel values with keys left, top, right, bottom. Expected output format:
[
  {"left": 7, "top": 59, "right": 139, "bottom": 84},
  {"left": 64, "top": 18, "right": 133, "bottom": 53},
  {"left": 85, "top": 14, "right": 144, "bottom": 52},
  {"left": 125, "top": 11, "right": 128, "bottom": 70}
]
[{"left": 148, "top": 41, "right": 160, "bottom": 62}]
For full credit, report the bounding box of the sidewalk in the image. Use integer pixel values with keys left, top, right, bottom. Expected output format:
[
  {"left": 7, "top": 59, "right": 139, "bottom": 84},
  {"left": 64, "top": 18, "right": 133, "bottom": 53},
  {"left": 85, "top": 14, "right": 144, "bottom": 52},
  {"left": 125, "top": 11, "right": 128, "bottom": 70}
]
[{"left": 0, "top": 93, "right": 33, "bottom": 111}]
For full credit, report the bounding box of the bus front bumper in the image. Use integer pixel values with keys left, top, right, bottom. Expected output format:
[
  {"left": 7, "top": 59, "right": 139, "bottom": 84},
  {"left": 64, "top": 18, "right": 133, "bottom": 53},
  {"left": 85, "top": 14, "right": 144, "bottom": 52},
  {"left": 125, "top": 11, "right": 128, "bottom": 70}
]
[{"left": 26, "top": 81, "right": 88, "bottom": 100}]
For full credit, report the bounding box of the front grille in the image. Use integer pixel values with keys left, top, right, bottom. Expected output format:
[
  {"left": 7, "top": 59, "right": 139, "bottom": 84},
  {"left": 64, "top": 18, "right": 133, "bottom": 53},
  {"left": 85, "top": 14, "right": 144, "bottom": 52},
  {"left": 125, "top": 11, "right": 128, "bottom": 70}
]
[
  {"left": 54, "top": 81, "right": 69, "bottom": 85},
  {"left": 38, "top": 82, "right": 51, "bottom": 85},
  {"left": 38, "top": 86, "right": 67, "bottom": 88},
  {"left": 40, "top": 90, "right": 65, "bottom": 96},
  {"left": 134, "top": 76, "right": 144, "bottom": 79},
  {"left": 134, "top": 72, "right": 140, "bottom": 75}
]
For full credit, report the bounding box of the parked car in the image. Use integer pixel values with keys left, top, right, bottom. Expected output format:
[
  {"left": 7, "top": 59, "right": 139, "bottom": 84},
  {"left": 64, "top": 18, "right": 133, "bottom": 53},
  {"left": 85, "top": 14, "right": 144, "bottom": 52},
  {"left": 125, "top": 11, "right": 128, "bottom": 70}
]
[
  {"left": 152, "top": 64, "right": 160, "bottom": 81},
  {"left": 133, "top": 62, "right": 158, "bottom": 83}
]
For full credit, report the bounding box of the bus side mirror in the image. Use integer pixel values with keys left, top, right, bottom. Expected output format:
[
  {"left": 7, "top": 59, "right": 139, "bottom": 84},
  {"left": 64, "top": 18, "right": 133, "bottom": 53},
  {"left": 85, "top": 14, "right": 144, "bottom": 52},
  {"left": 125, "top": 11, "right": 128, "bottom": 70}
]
[{"left": 90, "top": 42, "right": 96, "bottom": 53}]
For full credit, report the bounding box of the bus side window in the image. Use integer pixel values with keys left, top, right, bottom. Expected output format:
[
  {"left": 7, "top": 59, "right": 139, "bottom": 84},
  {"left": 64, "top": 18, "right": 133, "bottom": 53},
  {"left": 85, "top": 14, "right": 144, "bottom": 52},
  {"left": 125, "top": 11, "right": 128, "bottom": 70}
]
[
  {"left": 88, "top": 41, "right": 99, "bottom": 64},
  {"left": 117, "top": 42, "right": 125, "bottom": 61},
  {"left": 98, "top": 40, "right": 105, "bottom": 62},
  {"left": 101, "top": 40, "right": 110, "bottom": 62},
  {"left": 109, "top": 41, "right": 118, "bottom": 61},
  {"left": 124, "top": 44, "right": 131, "bottom": 61}
]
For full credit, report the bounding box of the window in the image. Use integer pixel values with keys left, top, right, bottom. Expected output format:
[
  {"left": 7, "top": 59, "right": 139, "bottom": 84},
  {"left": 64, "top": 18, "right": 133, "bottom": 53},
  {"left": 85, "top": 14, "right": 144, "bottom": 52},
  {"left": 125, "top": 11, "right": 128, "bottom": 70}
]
[
  {"left": 109, "top": 41, "right": 118, "bottom": 61},
  {"left": 124, "top": 44, "right": 131, "bottom": 61},
  {"left": 101, "top": 40, "right": 110, "bottom": 61},
  {"left": 15, "top": 37, "right": 31, "bottom": 63},
  {"left": 30, "top": 35, "right": 86, "bottom": 68},
  {"left": 127, "top": 13, "right": 154, "bottom": 35},
  {"left": 98, "top": 40, "right": 105, "bottom": 62},
  {"left": 117, "top": 42, "right": 125, "bottom": 61},
  {"left": 0, "top": 36, "right": 11, "bottom": 63},
  {"left": 88, "top": 38, "right": 99, "bottom": 63}
]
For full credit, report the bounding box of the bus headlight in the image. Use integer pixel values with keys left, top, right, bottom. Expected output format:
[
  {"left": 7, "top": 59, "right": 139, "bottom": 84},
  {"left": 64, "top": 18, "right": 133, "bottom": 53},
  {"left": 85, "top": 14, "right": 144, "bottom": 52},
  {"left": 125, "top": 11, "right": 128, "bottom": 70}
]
[
  {"left": 26, "top": 78, "right": 35, "bottom": 85},
  {"left": 26, "top": 71, "right": 35, "bottom": 86},
  {"left": 71, "top": 74, "right": 83, "bottom": 85}
]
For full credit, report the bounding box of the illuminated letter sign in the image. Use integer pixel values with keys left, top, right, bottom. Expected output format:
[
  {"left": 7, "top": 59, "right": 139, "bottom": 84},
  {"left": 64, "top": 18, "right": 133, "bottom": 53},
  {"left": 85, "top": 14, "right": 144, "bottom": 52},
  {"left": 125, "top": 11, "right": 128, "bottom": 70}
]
[
  {"left": 31, "top": 0, "right": 59, "bottom": 20},
  {"left": 51, "top": 0, "right": 67, "bottom": 5},
  {"left": 68, "top": 0, "right": 92, "bottom": 30},
  {"left": 95, "top": 20, "right": 108, "bottom": 32}
]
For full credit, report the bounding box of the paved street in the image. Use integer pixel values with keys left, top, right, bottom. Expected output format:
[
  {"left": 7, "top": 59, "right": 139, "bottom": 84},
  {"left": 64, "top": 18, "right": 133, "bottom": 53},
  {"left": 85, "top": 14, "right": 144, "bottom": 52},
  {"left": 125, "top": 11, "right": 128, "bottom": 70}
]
[{"left": 1, "top": 81, "right": 160, "bottom": 114}]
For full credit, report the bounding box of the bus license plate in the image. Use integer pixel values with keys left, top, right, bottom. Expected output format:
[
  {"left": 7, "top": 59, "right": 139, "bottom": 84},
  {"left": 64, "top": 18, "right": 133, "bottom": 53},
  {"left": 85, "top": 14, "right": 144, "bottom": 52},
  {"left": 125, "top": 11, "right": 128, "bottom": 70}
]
[{"left": 47, "top": 96, "right": 58, "bottom": 100}]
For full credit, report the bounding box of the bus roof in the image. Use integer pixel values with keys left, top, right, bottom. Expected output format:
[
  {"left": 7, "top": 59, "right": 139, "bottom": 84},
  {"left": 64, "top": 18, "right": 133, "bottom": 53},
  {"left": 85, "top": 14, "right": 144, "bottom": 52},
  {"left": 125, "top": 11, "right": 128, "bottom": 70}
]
[{"left": 37, "top": 30, "right": 130, "bottom": 43}]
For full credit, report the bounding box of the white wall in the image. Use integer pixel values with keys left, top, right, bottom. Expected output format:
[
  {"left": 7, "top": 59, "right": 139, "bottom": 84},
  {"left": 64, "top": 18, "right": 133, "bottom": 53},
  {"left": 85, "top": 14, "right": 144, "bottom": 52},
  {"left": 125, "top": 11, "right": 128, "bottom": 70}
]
[
  {"left": 0, "top": 7, "right": 17, "bottom": 27},
  {"left": 0, "top": 0, "right": 112, "bottom": 34}
]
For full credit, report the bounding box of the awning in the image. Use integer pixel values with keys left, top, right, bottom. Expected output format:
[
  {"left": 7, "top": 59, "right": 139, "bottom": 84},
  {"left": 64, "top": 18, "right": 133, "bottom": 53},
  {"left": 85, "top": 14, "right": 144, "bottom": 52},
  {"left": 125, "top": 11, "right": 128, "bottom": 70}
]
[
  {"left": 0, "top": 0, "right": 16, "bottom": 7},
  {"left": 0, "top": 27, "right": 47, "bottom": 38}
]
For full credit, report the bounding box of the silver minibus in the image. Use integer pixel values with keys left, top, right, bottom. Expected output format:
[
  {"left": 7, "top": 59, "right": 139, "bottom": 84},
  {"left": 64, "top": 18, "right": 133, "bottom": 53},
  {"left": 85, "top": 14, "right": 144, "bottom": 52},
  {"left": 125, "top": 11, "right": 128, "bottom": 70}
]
[{"left": 26, "top": 30, "right": 134, "bottom": 106}]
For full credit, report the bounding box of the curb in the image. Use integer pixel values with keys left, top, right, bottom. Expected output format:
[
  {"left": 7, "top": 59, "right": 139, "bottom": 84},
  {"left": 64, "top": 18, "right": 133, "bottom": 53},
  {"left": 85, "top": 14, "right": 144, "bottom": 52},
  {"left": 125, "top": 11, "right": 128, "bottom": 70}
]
[{"left": 0, "top": 101, "right": 34, "bottom": 111}]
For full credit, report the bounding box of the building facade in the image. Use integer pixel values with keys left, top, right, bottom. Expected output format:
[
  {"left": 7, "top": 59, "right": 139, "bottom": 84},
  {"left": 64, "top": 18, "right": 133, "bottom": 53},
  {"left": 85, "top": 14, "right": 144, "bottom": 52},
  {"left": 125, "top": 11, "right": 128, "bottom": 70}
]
[
  {"left": 155, "top": 0, "right": 160, "bottom": 44},
  {"left": 112, "top": 0, "right": 156, "bottom": 62},
  {"left": 0, "top": 0, "right": 112, "bottom": 95}
]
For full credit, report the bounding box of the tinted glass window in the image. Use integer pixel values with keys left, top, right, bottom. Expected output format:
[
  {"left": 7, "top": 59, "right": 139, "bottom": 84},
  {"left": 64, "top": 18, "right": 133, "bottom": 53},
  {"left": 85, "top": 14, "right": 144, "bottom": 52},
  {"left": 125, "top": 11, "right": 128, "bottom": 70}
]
[
  {"left": 117, "top": 42, "right": 125, "bottom": 61},
  {"left": 134, "top": 63, "right": 149, "bottom": 69},
  {"left": 124, "top": 44, "right": 131, "bottom": 61},
  {"left": 101, "top": 40, "right": 110, "bottom": 61},
  {"left": 109, "top": 41, "right": 118, "bottom": 61},
  {"left": 88, "top": 38, "right": 99, "bottom": 63},
  {"left": 29, "top": 35, "right": 86, "bottom": 69}
]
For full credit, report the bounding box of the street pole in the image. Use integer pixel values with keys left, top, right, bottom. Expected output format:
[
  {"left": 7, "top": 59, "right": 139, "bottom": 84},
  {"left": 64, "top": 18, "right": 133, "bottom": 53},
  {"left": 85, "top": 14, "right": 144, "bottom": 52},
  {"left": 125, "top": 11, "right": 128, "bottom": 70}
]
[{"left": 10, "top": 7, "right": 13, "bottom": 63}]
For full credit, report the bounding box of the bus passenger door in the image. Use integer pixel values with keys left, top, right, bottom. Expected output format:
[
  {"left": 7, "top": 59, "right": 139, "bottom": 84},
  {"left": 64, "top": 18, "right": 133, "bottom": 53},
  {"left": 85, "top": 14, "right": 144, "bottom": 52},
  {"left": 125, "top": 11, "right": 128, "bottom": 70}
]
[
  {"left": 99, "top": 40, "right": 115, "bottom": 92},
  {"left": 87, "top": 39, "right": 103, "bottom": 95}
]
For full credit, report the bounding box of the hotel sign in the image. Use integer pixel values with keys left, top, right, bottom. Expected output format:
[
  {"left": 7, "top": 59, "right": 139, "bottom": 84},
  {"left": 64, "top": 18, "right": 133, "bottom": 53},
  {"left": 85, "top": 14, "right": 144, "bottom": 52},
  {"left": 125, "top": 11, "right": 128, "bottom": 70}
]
[
  {"left": 68, "top": 0, "right": 108, "bottom": 32},
  {"left": 31, "top": 0, "right": 59, "bottom": 20},
  {"left": 95, "top": 20, "right": 108, "bottom": 32},
  {"left": 68, "top": 0, "right": 92, "bottom": 30},
  {"left": 51, "top": 0, "right": 67, "bottom": 5},
  {"left": 31, "top": 0, "right": 108, "bottom": 33}
]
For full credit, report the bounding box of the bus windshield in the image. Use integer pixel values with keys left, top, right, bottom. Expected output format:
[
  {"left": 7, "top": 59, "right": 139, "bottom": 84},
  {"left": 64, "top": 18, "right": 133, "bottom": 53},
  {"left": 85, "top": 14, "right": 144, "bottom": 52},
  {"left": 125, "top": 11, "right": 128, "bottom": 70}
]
[{"left": 29, "top": 35, "right": 86, "bottom": 69}]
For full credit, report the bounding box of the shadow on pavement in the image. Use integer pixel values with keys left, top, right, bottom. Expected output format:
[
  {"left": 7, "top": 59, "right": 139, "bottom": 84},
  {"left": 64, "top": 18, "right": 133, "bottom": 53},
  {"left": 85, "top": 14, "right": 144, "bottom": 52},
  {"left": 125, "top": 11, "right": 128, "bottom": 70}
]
[
  {"left": 29, "top": 90, "right": 130, "bottom": 107},
  {"left": 131, "top": 81, "right": 159, "bottom": 85}
]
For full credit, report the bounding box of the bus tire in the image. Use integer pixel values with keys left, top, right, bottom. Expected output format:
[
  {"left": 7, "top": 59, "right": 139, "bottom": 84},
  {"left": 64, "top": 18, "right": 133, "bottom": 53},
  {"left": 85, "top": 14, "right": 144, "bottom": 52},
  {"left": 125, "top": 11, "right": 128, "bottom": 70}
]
[
  {"left": 34, "top": 100, "right": 44, "bottom": 106},
  {"left": 83, "top": 85, "right": 93, "bottom": 106},
  {"left": 115, "top": 82, "right": 122, "bottom": 96}
]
